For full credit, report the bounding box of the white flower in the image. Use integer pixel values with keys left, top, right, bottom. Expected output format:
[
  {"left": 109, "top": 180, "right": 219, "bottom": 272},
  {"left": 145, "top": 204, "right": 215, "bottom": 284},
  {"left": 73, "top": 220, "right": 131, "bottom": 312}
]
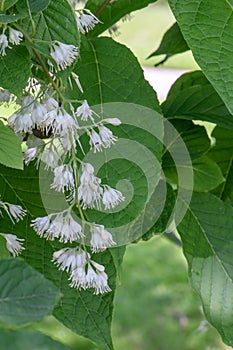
[
  {"left": 31, "top": 102, "right": 47, "bottom": 125},
  {"left": 13, "top": 112, "right": 34, "bottom": 133},
  {"left": 69, "top": 266, "right": 87, "bottom": 289},
  {"left": 102, "top": 186, "right": 125, "bottom": 210},
  {"left": 0, "top": 89, "right": 11, "bottom": 103},
  {"left": 89, "top": 130, "right": 103, "bottom": 153},
  {"left": 24, "top": 147, "right": 37, "bottom": 165},
  {"left": 90, "top": 224, "right": 116, "bottom": 252},
  {"left": 78, "top": 163, "right": 103, "bottom": 209},
  {"left": 0, "top": 201, "right": 27, "bottom": 224},
  {"left": 76, "top": 100, "right": 97, "bottom": 122},
  {"left": 46, "top": 107, "right": 78, "bottom": 136},
  {"left": 61, "top": 130, "right": 77, "bottom": 153},
  {"left": 8, "top": 204, "right": 27, "bottom": 223},
  {"left": 49, "top": 212, "right": 84, "bottom": 243},
  {"left": 0, "top": 32, "right": 10, "bottom": 56},
  {"left": 44, "top": 96, "right": 59, "bottom": 111},
  {"left": 44, "top": 148, "right": 58, "bottom": 169},
  {"left": 1, "top": 233, "right": 24, "bottom": 257},
  {"left": 71, "top": 72, "right": 83, "bottom": 93},
  {"left": 31, "top": 211, "right": 84, "bottom": 243},
  {"left": 8, "top": 28, "right": 23, "bottom": 45},
  {"left": 31, "top": 215, "right": 51, "bottom": 236},
  {"left": 52, "top": 247, "right": 88, "bottom": 272},
  {"left": 21, "top": 95, "right": 34, "bottom": 112},
  {"left": 51, "top": 164, "right": 74, "bottom": 192},
  {"left": 49, "top": 41, "right": 78, "bottom": 71},
  {"left": 76, "top": 11, "right": 100, "bottom": 34},
  {"left": 94, "top": 270, "right": 111, "bottom": 295},
  {"left": 99, "top": 125, "right": 117, "bottom": 148},
  {"left": 104, "top": 118, "right": 121, "bottom": 126}
]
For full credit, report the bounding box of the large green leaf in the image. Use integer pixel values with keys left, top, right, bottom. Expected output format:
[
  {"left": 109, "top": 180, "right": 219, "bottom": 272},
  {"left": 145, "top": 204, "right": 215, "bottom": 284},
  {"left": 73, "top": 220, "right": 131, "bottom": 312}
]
[
  {"left": 208, "top": 127, "right": 233, "bottom": 203},
  {"left": 16, "top": 0, "right": 50, "bottom": 13},
  {"left": 162, "top": 71, "right": 233, "bottom": 129},
  {"left": 19, "top": 0, "right": 79, "bottom": 53},
  {"left": 86, "top": 0, "right": 156, "bottom": 37},
  {"left": 164, "top": 155, "right": 224, "bottom": 192},
  {"left": 168, "top": 0, "right": 233, "bottom": 115},
  {"left": 0, "top": 164, "right": 116, "bottom": 350},
  {"left": 177, "top": 192, "right": 233, "bottom": 347},
  {"left": 0, "top": 46, "right": 30, "bottom": 97},
  {"left": 0, "top": 121, "right": 23, "bottom": 170},
  {"left": 147, "top": 22, "right": 189, "bottom": 60},
  {"left": 163, "top": 119, "right": 210, "bottom": 163},
  {"left": 0, "top": 330, "right": 72, "bottom": 350},
  {"left": 73, "top": 37, "right": 161, "bottom": 112},
  {"left": 0, "top": 258, "right": 60, "bottom": 325}
]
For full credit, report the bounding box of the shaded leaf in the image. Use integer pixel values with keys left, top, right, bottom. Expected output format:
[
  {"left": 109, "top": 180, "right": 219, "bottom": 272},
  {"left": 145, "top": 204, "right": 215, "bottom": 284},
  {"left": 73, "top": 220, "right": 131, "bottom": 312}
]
[
  {"left": 177, "top": 192, "right": 233, "bottom": 347},
  {"left": 0, "top": 46, "right": 30, "bottom": 97},
  {"left": 208, "top": 126, "right": 233, "bottom": 203},
  {"left": 0, "top": 330, "right": 72, "bottom": 350},
  {"left": 164, "top": 155, "right": 224, "bottom": 192},
  {"left": 162, "top": 71, "right": 233, "bottom": 129},
  {"left": 0, "top": 121, "right": 23, "bottom": 170},
  {"left": 0, "top": 258, "right": 60, "bottom": 325},
  {"left": 163, "top": 119, "right": 210, "bottom": 163},
  {"left": 147, "top": 22, "right": 189, "bottom": 59}
]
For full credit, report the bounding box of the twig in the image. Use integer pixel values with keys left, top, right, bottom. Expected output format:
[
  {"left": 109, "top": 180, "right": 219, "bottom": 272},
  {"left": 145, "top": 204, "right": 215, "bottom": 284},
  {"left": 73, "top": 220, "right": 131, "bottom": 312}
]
[{"left": 94, "top": 0, "right": 111, "bottom": 17}]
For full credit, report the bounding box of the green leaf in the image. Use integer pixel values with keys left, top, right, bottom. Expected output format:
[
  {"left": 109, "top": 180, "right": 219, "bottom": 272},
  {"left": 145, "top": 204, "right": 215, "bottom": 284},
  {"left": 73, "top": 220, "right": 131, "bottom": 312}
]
[
  {"left": 17, "top": 0, "right": 50, "bottom": 13},
  {"left": 86, "top": 0, "right": 157, "bottom": 37},
  {"left": 147, "top": 22, "right": 189, "bottom": 59},
  {"left": 19, "top": 0, "right": 79, "bottom": 46},
  {"left": 0, "top": 121, "right": 23, "bottom": 170},
  {"left": 0, "top": 258, "right": 60, "bottom": 325},
  {"left": 0, "top": 0, "right": 19, "bottom": 11},
  {"left": 208, "top": 126, "right": 233, "bottom": 203},
  {"left": 168, "top": 0, "right": 233, "bottom": 115},
  {"left": 0, "top": 163, "right": 116, "bottom": 350},
  {"left": 162, "top": 71, "right": 233, "bottom": 129},
  {"left": 177, "top": 192, "right": 233, "bottom": 347},
  {"left": 0, "top": 45, "right": 30, "bottom": 97},
  {"left": 0, "top": 13, "right": 24, "bottom": 24},
  {"left": 72, "top": 37, "right": 161, "bottom": 112},
  {"left": 164, "top": 155, "right": 224, "bottom": 192},
  {"left": 142, "top": 180, "right": 176, "bottom": 241},
  {"left": 163, "top": 119, "right": 210, "bottom": 163},
  {"left": 0, "top": 330, "right": 72, "bottom": 350}
]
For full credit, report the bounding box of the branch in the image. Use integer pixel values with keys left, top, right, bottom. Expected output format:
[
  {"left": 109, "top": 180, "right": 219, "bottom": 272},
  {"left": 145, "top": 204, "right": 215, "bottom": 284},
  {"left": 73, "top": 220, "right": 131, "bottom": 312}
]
[{"left": 94, "top": 0, "right": 111, "bottom": 17}]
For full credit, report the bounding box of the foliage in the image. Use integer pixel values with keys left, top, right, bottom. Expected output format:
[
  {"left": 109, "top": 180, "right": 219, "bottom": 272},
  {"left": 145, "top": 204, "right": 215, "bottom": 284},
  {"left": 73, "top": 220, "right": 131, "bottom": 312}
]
[{"left": 0, "top": 0, "right": 233, "bottom": 349}]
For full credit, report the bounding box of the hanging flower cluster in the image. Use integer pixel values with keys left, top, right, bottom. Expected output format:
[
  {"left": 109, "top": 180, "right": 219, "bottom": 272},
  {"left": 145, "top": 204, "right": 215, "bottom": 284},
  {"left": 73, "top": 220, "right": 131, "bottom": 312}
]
[
  {"left": 0, "top": 3, "right": 125, "bottom": 295},
  {"left": 0, "top": 199, "right": 26, "bottom": 256},
  {"left": 0, "top": 26, "right": 23, "bottom": 56}
]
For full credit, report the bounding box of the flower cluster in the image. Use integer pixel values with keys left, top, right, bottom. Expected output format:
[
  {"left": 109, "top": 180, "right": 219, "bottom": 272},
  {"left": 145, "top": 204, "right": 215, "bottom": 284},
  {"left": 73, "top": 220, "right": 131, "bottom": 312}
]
[
  {"left": 2, "top": 3, "right": 125, "bottom": 297},
  {"left": 76, "top": 9, "right": 101, "bottom": 34},
  {"left": 0, "top": 199, "right": 26, "bottom": 256},
  {"left": 78, "top": 162, "right": 125, "bottom": 210},
  {"left": 53, "top": 248, "right": 111, "bottom": 294},
  {"left": 0, "top": 27, "right": 23, "bottom": 56}
]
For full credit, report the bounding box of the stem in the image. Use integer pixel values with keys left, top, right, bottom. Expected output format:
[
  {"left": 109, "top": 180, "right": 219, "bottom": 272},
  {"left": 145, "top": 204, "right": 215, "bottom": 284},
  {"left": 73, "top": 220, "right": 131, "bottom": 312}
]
[
  {"left": 1, "top": 0, "right": 5, "bottom": 11},
  {"left": 14, "top": 25, "right": 63, "bottom": 101},
  {"left": 94, "top": 0, "right": 111, "bottom": 17}
]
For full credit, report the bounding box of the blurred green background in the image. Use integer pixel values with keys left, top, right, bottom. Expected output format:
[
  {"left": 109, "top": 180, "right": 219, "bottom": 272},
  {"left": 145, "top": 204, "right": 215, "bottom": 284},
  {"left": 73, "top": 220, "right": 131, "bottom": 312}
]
[{"left": 3, "top": 1, "right": 231, "bottom": 349}]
